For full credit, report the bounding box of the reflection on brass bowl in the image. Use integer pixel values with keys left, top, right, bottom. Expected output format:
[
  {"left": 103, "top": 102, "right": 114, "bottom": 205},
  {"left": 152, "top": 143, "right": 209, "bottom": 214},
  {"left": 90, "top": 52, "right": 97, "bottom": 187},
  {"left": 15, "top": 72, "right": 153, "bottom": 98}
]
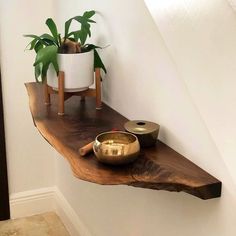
[
  {"left": 124, "top": 120, "right": 160, "bottom": 147},
  {"left": 93, "top": 131, "right": 140, "bottom": 165}
]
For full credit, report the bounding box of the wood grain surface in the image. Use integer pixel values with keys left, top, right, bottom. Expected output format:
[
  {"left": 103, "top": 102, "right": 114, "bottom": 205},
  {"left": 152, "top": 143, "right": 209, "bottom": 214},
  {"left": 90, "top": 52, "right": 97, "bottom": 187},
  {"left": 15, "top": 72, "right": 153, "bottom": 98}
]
[{"left": 25, "top": 83, "right": 221, "bottom": 200}]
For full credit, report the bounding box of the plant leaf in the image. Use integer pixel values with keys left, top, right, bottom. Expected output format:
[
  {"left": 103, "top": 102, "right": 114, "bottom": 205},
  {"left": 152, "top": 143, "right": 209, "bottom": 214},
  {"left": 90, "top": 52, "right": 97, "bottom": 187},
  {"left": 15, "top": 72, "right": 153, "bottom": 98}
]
[
  {"left": 86, "top": 19, "right": 96, "bottom": 23},
  {"left": 94, "top": 49, "right": 107, "bottom": 73},
  {"left": 34, "top": 45, "right": 57, "bottom": 66},
  {"left": 72, "top": 16, "right": 84, "bottom": 24},
  {"left": 34, "top": 41, "right": 44, "bottom": 53},
  {"left": 64, "top": 16, "right": 85, "bottom": 39},
  {"left": 24, "top": 34, "right": 47, "bottom": 48},
  {"left": 24, "top": 34, "right": 56, "bottom": 51},
  {"left": 41, "top": 33, "right": 56, "bottom": 42},
  {"left": 34, "top": 63, "right": 43, "bottom": 82},
  {"left": 84, "top": 44, "right": 102, "bottom": 51},
  {"left": 51, "top": 60, "right": 59, "bottom": 74},
  {"left": 81, "top": 43, "right": 106, "bottom": 73},
  {"left": 83, "top": 23, "right": 91, "bottom": 37},
  {"left": 71, "top": 31, "right": 81, "bottom": 42},
  {"left": 24, "top": 34, "right": 41, "bottom": 40},
  {"left": 79, "top": 29, "right": 88, "bottom": 45},
  {"left": 33, "top": 45, "right": 59, "bottom": 81},
  {"left": 58, "top": 34, "right": 62, "bottom": 47},
  {"left": 25, "top": 38, "right": 38, "bottom": 50},
  {"left": 68, "top": 28, "right": 89, "bottom": 45},
  {"left": 46, "top": 18, "right": 59, "bottom": 46},
  {"left": 41, "top": 63, "right": 50, "bottom": 82},
  {"left": 67, "top": 30, "right": 79, "bottom": 38},
  {"left": 65, "top": 13, "right": 95, "bottom": 42},
  {"left": 83, "top": 10, "right": 95, "bottom": 19},
  {"left": 64, "top": 18, "right": 73, "bottom": 39}
]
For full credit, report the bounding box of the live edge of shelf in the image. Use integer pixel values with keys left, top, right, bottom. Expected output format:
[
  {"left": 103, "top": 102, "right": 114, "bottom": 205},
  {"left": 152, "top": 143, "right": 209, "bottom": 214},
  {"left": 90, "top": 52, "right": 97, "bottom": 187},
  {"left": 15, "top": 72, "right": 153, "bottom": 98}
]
[{"left": 25, "top": 82, "right": 221, "bottom": 200}]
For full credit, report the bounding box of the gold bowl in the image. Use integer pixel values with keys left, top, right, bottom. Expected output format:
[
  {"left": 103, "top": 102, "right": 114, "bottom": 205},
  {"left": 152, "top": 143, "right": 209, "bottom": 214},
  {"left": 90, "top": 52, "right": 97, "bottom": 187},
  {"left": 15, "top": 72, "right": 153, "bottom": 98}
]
[{"left": 93, "top": 131, "right": 140, "bottom": 165}]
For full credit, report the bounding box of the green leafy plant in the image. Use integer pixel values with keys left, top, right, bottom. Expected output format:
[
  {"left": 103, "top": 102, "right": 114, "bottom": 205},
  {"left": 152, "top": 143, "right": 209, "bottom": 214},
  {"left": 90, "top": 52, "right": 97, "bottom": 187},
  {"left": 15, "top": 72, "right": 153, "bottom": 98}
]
[{"left": 24, "top": 10, "right": 106, "bottom": 82}]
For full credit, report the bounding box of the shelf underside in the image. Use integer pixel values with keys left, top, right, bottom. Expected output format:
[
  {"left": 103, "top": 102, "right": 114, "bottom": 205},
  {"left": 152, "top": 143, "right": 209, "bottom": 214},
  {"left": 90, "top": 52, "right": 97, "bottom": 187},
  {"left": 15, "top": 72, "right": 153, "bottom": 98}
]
[{"left": 25, "top": 83, "right": 221, "bottom": 200}]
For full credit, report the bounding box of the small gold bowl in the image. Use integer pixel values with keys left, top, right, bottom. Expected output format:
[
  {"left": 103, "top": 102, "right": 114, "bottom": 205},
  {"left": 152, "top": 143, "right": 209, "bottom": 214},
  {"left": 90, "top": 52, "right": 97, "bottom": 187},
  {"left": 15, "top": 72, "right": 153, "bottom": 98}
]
[{"left": 93, "top": 131, "right": 140, "bottom": 165}]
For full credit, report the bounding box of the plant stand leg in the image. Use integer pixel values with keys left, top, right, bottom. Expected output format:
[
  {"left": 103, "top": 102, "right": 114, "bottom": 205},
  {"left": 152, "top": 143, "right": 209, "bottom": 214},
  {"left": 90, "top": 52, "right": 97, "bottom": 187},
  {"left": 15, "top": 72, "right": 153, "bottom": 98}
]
[
  {"left": 95, "top": 68, "right": 102, "bottom": 110},
  {"left": 58, "top": 71, "right": 65, "bottom": 115},
  {"left": 44, "top": 82, "right": 51, "bottom": 105}
]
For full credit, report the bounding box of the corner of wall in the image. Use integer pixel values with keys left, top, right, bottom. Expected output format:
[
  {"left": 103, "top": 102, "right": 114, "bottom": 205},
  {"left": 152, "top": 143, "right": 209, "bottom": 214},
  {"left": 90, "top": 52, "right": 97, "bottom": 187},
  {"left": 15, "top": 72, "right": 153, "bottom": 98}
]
[{"left": 10, "top": 187, "right": 91, "bottom": 236}]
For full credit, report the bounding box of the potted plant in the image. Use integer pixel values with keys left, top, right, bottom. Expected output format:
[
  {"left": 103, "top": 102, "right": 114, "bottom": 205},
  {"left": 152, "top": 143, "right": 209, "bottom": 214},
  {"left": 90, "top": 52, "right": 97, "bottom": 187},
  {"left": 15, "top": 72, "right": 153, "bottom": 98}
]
[{"left": 24, "top": 10, "right": 106, "bottom": 92}]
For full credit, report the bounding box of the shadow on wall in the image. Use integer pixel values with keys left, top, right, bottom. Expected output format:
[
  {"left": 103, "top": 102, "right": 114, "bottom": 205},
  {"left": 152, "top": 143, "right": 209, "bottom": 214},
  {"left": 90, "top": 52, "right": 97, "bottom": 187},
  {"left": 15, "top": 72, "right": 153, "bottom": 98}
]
[{"left": 59, "top": 169, "right": 228, "bottom": 236}]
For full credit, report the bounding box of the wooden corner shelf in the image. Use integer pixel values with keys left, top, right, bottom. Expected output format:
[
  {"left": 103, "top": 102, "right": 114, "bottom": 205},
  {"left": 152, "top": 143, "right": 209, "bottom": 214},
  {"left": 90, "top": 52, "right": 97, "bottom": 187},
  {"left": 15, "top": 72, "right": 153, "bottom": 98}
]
[{"left": 25, "top": 82, "right": 221, "bottom": 200}]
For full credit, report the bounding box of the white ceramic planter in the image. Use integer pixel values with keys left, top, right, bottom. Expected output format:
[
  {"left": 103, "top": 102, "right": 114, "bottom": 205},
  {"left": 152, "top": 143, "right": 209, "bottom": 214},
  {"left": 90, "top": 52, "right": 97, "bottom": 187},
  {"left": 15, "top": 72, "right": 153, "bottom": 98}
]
[{"left": 47, "top": 51, "right": 94, "bottom": 92}]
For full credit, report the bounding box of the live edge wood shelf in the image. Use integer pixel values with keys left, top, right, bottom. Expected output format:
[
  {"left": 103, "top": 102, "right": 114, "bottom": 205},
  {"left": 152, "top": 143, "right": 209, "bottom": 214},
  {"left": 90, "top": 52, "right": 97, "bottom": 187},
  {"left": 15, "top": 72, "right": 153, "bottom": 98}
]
[{"left": 25, "top": 83, "right": 221, "bottom": 200}]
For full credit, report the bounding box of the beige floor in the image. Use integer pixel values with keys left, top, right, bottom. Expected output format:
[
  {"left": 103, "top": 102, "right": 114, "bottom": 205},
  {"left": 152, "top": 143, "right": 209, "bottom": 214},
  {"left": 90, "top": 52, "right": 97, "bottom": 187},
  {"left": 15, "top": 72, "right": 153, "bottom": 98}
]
[{"left": 0, "top": 212, "right": 70, "bottom": 236}]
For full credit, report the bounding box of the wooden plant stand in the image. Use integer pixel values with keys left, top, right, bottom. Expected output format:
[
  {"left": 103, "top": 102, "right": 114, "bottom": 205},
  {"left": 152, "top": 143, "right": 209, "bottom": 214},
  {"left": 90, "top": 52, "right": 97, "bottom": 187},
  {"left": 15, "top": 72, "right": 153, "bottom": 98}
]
[{"left": 44, "top": 68, "right": 102, "bottom": 115}]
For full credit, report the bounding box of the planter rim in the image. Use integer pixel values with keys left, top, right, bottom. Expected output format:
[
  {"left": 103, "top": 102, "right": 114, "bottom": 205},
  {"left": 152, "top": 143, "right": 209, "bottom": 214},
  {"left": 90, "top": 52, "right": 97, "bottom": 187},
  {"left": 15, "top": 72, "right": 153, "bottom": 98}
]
[{"left": 57, "top": 50, "right": 93, "bottom": 55}]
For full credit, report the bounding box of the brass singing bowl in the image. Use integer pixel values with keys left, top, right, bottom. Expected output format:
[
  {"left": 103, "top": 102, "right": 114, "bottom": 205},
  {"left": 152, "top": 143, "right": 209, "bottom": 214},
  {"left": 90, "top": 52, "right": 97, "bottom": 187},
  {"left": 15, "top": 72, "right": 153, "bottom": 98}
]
[{"left": 93, "top": 131, "right": 140, "bottom": 165}]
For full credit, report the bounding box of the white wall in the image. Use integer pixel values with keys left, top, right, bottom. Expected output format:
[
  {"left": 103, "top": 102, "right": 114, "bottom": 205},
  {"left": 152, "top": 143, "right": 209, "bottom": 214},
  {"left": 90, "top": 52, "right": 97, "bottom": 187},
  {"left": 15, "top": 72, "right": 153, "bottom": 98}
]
[
  {"left": 144, "top": 0, "right": 236, "bottom": 188},
  {"left": 54, "top": 0, "right": 236, "bottom": 236},
  {"left": 0, "top": 0, "right": 56, "bottom": 194}
]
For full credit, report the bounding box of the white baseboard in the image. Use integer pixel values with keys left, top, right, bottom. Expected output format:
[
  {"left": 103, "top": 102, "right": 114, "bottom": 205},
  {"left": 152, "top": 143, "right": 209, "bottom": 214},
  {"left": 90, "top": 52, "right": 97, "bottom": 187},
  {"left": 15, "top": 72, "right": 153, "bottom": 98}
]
[
  {"left": 10, "top": 187, "right": 56, "bottom": 219},
  {"left": 10, "top": 187, "right": 92, "bottom": 236},
  {"left": 54, "top": 188, "right": 92, "bottom": 236}
]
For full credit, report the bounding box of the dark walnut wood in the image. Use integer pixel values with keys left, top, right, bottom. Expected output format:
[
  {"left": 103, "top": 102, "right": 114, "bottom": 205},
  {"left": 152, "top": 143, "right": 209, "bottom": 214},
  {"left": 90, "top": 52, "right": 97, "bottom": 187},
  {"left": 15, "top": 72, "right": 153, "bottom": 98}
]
[{"left": 25, "top": 83, "right": 221, "bottom": 200}]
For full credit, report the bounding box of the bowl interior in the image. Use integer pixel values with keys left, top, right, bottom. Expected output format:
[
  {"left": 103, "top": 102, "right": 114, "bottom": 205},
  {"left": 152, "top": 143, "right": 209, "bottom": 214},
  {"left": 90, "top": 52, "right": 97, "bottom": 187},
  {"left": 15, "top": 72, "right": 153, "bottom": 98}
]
[{"left": 97, "top": 132, "right": 137, "bottom": 145}]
